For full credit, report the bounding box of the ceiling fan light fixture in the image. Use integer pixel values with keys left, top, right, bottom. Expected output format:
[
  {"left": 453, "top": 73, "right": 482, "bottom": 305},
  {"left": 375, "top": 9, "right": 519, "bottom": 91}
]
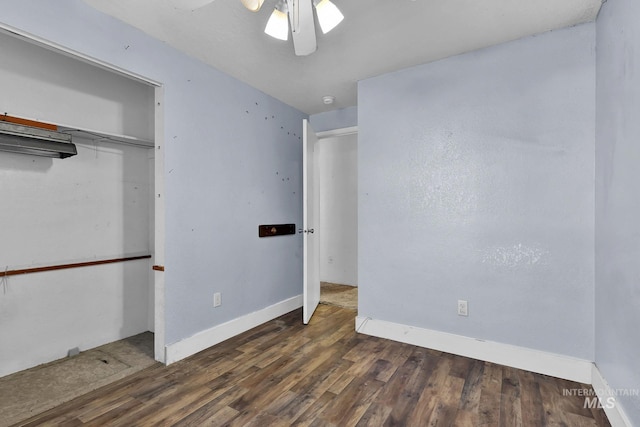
[
  {"left": 265, "top": 0, "right": 290, "bottom": 41},
  {"left": 313, "top": 0, "right": 344, "bottom": 34},
  {"left": 241, "top": 0, "right": 264, "bottom": 12}
]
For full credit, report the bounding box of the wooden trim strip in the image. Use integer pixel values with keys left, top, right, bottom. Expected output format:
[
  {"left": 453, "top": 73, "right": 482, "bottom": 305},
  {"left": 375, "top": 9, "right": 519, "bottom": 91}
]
[
  {"left": 0, "top": 114, "right": 57, "bottom": 131},
  {"left": 0, "top": 255, "right": 151, "bottom": 277},
  {"left": 152, "top": 265, "right": 165, "bottom": 272}
]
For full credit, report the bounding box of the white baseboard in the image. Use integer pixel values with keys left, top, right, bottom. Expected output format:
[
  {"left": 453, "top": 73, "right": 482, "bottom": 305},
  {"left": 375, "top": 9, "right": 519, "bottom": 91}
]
[
  {"left": 355, "top": 316, "right": 593, "bottom": 384},
  {"left": 165, "top": 295, "right": 303, "bottom": 364},
  {"left": 591, "top": 365, "right": 634, "bottom": 427}
]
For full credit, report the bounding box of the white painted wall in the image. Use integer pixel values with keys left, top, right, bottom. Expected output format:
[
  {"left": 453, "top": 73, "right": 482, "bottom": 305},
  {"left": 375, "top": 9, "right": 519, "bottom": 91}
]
[
  {"left": 358, "top": 23, "right": 595, "bottom": 360},
  {"left": 318, "top": 133, "right": 357, "bottom": 286},
  {"left": 596, "top": 0, "right": 640, "bottom": 423},
  {"left": 0, "top": 138, "right": 152, "bottom": 377},
  {"left": 0, "top": 29, "right": 154, "bottom": 141},
  {"left": 148, "top": 149, "right": 156, "bottom": 333},
  {"left": 311, "top": 107, "right": 358, "bottom": 133}
]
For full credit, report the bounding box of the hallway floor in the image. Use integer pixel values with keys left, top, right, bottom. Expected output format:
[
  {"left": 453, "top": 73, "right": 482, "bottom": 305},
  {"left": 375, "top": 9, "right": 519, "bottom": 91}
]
[{"left": 319, "top": 282, "right": 357, "bottom": 310}]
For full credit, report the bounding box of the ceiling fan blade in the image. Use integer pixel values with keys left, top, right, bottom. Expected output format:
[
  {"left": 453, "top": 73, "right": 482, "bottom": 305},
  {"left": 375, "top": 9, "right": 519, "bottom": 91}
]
[
  {"left": 288, "top": 0, "right": 317, "bottom": 56},
  {"left": 168, "top": 0, "right": 215, "bottom": 10}
]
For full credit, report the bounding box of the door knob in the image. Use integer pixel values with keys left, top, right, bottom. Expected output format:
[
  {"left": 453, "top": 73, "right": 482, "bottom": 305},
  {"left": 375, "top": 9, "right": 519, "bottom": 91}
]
[{"left": 308, "top": 229, "right": 314, "bottom": 234}]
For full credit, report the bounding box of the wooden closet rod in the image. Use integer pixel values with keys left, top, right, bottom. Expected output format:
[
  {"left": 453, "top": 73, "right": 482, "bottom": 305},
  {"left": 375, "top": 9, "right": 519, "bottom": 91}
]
[{"left": 0, "top": 255, "right": 151, "bottom": 277}]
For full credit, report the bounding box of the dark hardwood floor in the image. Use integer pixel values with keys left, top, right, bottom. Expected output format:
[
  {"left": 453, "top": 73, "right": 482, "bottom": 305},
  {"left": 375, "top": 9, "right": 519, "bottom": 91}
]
[{"left": 13, "top": 305, "right": 610, "bottom": 426}]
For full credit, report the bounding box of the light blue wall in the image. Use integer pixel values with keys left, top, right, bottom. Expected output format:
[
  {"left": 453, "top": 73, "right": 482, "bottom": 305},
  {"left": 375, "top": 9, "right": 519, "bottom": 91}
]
[
  {"left": 310, "top": 106, "right": 358, "bottom": 132},
  {"left": 0, "top": 0, "right": 305, "bottom": 345},
  {"left": 358, "top": 24, "right": 596, "bottom": 359},
  {"left": 596, "top": 0, "right": 640, "bottom": 423}
]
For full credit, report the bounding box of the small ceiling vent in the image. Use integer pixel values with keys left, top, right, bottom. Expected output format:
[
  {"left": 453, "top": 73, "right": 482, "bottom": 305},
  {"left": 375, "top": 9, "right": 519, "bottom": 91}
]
[{"left": 0, "top": 121, "right": 77, "bottom": 159}]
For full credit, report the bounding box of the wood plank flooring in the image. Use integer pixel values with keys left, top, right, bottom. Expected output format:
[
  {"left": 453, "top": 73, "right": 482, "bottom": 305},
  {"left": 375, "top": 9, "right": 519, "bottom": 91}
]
[{"left": 13, "top": 305, "right": 611, "bottom": 426}]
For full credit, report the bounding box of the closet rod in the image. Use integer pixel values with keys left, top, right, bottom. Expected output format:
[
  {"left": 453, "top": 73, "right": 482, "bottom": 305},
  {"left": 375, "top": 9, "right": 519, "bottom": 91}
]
[{"left": 0, "top": 255, "right": 151, "bottom": 277}]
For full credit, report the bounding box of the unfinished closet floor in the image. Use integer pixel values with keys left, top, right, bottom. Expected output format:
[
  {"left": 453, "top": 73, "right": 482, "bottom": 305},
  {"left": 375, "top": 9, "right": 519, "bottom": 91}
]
[
  {"left": 0, "top": 332, "right": 156, "bottom": 427},
  {"left": 320, "top": 282, "right": 358, "bottom": 310}
]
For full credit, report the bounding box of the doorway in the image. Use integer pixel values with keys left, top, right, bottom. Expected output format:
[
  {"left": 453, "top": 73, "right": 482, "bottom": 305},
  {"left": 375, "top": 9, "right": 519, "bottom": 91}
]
[{"left": 317, "top": 127, "right": 358, "bottom": 310}]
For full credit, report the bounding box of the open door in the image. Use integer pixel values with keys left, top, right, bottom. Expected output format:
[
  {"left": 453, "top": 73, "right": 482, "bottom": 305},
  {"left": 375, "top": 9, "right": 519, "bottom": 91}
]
[{"left": 303, "top": 119, "right": 320, "bottom": 324}]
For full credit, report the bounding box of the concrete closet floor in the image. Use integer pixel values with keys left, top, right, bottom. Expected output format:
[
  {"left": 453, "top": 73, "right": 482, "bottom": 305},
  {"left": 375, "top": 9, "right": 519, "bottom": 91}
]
[{"left": 0, "top": 332, "right": 156, "bottom": 427}]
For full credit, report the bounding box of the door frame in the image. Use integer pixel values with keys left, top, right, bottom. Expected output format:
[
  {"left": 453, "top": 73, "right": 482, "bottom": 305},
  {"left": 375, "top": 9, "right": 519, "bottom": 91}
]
[
  {"left": 315, "top": 125, "right": 359, "bottom": 292},
  {"left": 316, "top": 125, "right": 358, "bottom": 140},
  {"left": 304, "top": 124, "right": 359, "bottom": 324}
]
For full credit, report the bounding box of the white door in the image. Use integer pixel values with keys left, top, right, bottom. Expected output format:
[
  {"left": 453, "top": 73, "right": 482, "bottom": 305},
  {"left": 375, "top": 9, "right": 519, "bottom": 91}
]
[{"left": 303, "top": 119, "right": 320, "bottom": 324}]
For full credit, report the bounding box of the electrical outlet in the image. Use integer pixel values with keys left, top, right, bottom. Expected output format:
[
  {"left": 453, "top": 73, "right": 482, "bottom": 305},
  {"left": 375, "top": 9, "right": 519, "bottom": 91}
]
[
  {"left": 213, "top": 292, "right": 221, "bottom": 308},
  {"left": 457, "top": 300, "right": 468, "bottom": 316}
]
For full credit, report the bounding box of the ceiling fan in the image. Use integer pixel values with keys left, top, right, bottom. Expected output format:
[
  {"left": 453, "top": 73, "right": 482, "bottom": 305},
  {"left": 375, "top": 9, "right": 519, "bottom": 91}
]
[{"left": 169, "top": 0, "right": 344, "bottom": 56}]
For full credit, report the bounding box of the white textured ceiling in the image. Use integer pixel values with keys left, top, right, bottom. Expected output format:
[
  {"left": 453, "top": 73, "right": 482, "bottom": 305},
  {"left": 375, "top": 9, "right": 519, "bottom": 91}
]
[{"left": 81, "top": 0, "right": 602, "bottom": 115}]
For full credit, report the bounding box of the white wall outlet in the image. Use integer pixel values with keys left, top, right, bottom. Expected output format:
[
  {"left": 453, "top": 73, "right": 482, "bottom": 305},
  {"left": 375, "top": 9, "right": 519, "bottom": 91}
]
[
  {"left": 457, "top": 300, "right": 468, "bottom": 316},
  {"left": 213, "top": 292, "right": 221, "bottom": 308}
]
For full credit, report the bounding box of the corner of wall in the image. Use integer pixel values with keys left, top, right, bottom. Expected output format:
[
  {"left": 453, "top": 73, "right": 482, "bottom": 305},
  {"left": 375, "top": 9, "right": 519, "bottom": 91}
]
[
  {"left": 356, "top": 315, "right": 594, "bottom": 385},
  {"left": 592, "top": 365, "right": 635, "bottom": 427},
  {"left": 165, "top": 295, "right": 302, "bottom": 364}
]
